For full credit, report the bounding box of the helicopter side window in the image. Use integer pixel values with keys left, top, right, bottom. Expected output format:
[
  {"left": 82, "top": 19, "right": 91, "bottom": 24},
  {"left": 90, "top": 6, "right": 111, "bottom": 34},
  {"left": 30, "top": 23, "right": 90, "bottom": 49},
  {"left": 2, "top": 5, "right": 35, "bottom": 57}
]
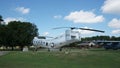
[
  {"left": 43, "top": 42, "right": 45, "bottom": 45},
  {"left": 37, "top": 41, "right": 39, "bottom": 45},
  {"left": 46, "top": 42, "right": 48, "bottom": 46},
  {"left": 71, "top": 36, "right": 76, "bottom": 39},
  {"left": 41, "top": 41, "right": 43, "bottom": 45},
  {"left": 66, "top": 34, "right": 70, "bottom": 36},
  {"left": 40, "top": 41, "right": 41, "bottom": 44},
  {"left": 40, "top": 41, "right": 42, "bottom": 44},
  {"left": 36, "top": 41, "right": 38, "bottom": 45},
  {"left": 38, "top": 41, "right": 40, "bottom": 44},
  {"left": 35, "top": 41, "right": 37, "bottom": 45}
]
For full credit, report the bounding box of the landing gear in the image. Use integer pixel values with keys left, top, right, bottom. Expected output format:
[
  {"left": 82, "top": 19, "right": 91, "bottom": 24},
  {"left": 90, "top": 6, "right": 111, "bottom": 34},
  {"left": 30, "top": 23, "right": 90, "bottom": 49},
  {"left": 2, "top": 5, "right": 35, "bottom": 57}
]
[
  {"left": 59, "top": 48, "right": 62, "bottom": 51},
  {"left": 34, "top": 47, "right": 38, "bottom": 51},
  {"left": 48, "top": 48, "right": 50, "bottom": 52}
]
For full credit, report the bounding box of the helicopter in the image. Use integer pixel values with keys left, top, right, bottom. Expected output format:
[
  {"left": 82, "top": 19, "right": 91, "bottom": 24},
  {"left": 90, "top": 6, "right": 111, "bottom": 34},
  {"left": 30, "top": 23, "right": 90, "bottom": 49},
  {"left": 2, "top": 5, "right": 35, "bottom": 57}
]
[{"left": 32, "top": 27, "right": 104, "bottom": 51}]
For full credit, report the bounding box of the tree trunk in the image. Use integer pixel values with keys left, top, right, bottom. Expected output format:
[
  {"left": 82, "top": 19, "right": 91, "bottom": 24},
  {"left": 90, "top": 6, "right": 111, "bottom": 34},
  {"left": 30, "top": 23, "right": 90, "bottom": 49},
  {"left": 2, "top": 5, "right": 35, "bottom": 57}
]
[
  {"left": 20, "top": 46, "right": 24, "bottom": 51},
  {"left": 11, "top": 46, "right": 14, "bottom": 51}
]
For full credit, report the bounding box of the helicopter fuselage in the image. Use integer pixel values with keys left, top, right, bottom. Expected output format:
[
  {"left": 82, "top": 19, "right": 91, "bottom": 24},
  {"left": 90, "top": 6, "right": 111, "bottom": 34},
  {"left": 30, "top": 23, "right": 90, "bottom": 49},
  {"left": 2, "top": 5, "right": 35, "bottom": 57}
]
[{"left": 32, "top": 30, "right": 81, "bottom": 51}]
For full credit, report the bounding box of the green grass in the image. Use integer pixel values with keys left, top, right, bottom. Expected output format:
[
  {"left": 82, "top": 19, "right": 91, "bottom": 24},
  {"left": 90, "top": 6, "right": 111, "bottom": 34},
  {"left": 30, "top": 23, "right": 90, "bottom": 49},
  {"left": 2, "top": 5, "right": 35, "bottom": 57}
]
[{"left": 0, "top": 49, "right": 120, "bottom": 68}]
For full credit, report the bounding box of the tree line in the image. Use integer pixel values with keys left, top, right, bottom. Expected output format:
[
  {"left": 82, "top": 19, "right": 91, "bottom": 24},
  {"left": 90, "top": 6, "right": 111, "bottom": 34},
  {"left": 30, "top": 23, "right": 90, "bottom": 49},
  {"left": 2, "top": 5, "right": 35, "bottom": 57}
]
[
  {"left": 0, "top": 15, "right": 38, "bottom": 50},
  {"left": 81, "top": 35, "right": 120, "bottom": 41}
]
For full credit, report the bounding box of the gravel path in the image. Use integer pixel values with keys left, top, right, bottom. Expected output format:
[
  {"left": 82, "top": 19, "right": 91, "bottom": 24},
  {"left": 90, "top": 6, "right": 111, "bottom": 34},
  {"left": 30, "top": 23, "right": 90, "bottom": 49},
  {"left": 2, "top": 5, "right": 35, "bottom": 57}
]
[{"left": 0, "top": 51, "right": 9, "bottom": 56}]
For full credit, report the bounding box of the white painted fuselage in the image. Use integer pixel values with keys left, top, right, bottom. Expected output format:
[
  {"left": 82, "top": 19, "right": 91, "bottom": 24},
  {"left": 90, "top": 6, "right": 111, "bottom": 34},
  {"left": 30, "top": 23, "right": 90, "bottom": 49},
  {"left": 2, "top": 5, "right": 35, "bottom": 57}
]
[{"left": 32, "top": 30, "right": 81, "bottom": 51}]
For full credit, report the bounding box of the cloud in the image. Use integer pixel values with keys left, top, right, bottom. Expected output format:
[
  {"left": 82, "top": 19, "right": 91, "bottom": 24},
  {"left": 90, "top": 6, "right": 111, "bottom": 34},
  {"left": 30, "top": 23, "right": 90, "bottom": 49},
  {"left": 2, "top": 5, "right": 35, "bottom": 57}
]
[
  {"left": 43, "top": 32, "right": 49, "bottom": 36},
  {"left": 73, "top": 27, "right": 95, "bottom": 35},
  {"left": 16, "top": 7, "right": 30, "bottom": 14},
  {"left": 64, "top": 10, "right": 104, "bottom": 23},
  {"left": 101, "top": 0, "right": 120, "bottom": 14},
  {"left": 112, "top": 29, "right": 120, "bottom": 34},
  {"left": 4, "top": 17, "right": 25, "bottom": 24},
  {"left": 108, "top": 18, "right": 120, "bottom": 28},
  {"left": 54, "top": 15, "right": 62, "bottom": 19},
  {"left": 79, "top": 30, "right": 94, "bottom": 35}
]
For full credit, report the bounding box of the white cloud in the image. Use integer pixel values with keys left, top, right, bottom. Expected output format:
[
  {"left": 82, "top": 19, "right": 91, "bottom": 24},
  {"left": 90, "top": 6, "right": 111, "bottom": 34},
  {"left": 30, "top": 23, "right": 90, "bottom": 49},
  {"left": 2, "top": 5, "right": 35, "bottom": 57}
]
[
  {"left": 16, "top": 7, "right": 30, "bottom": 14},
  {"left": 54, "top": 15, "right": 62, "bottom": 19},
  {"left": 80, "top": 30, "right": 94, "bottom": 35},
  {"left": 112, "top": 29, "right": 120, "bottom": 34},
  {"left": 101, "top": 0, "right": 120, "bottom": 14},
  {"left": 108, "top": 18, "right": 120, "bottom": 28},
  {"left": 4, "top": 17, "right": 25, "bottom": 24},
  {"left": 73, "top": 27, "right": 95, "bottom": 35},
  {"left": 64, "top": 10, "right": 104, "bottom": 23},
  {"left": 43, "top": 32, "right": 49, "bottom": 36}
]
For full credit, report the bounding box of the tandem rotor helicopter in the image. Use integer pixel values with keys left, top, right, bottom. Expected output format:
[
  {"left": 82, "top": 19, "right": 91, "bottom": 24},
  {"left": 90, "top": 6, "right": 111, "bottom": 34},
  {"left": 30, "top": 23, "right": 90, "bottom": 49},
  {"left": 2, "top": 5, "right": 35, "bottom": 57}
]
[{"left": 32, "top": 27, "right": 104, "bottom": 51}]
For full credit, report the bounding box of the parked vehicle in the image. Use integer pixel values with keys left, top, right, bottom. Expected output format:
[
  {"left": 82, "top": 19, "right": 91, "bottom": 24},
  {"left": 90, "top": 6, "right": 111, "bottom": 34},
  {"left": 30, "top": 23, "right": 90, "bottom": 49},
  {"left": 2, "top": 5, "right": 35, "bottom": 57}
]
[{"left": 104, "top": 42, "right": 120, "bottom": 50}]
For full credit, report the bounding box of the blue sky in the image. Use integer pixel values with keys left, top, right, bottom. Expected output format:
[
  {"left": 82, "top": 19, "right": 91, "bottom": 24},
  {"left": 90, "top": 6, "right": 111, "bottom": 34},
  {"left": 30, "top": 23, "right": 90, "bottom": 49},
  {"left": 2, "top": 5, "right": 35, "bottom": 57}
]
[{"left": 0, "top": 0, "right": 120, "bottom": 37}]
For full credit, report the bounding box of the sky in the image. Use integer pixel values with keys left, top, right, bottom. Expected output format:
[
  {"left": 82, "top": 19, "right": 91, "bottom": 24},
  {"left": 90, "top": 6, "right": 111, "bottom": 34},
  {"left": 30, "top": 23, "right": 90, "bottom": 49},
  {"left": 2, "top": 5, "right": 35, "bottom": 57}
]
[{"left": 0, "top": 0, "right": 120, "bottom": 38}]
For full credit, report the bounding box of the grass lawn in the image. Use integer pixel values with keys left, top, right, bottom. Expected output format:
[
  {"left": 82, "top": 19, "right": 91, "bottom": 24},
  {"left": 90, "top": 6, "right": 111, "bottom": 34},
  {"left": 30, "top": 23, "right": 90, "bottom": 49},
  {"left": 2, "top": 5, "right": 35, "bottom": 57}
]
[{"left": 0, "top": 49, "right": 120, "bottom": 68}]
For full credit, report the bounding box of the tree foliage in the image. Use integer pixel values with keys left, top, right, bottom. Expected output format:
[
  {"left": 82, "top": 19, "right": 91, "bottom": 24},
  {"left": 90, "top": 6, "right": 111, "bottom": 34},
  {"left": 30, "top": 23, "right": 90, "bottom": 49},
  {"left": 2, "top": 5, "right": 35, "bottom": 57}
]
[
  {"left": 0, "top": 25, "right": 8, "bottom": 46},
  {"left": 0, "top": 20, "right": 38, "bottom": 50},
  {"left": 81, "top": 35, "right": 120, "bottom": 41},
  {"left": 0, "top": 15, "right": 4, "bottom": 24}
]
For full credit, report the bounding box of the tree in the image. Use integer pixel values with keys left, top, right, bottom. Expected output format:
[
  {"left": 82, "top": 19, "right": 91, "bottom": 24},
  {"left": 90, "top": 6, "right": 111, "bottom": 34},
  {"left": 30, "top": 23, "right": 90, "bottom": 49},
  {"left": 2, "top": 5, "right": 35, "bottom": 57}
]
[
  {"left": 7, "top": 21, "right": 38, "bottom": 50},
  {"left": 81, "top": 35, "right": 120, "bottom": 41},
  {"left": 0, "top": 25, "right": 6, "bottom": 46},
  {"left": 0, "top": 15, "right": 4, "bottom": 24}
]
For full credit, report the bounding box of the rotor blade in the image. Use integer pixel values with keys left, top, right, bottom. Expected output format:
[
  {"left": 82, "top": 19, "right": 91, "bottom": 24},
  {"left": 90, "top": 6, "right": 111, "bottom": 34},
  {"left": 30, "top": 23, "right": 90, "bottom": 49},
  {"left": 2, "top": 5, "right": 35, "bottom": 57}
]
[
  {"left": 52, "top": 27, "right": 105, "bottom": 33},
  {"left": 38, "top": 36, "right": 54, "bottom": 39},
  {"left": 45, "top": 36, "right": 54, "bottom": 38},
  {"left": 79, "top": 28, "right": 105, "bottom": 33},
  {"left": 52, "top": 27, "right": 69, "bottom": 29},
  {"left": 52, "top": 27, "right": 73, "bottom": 29}
]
